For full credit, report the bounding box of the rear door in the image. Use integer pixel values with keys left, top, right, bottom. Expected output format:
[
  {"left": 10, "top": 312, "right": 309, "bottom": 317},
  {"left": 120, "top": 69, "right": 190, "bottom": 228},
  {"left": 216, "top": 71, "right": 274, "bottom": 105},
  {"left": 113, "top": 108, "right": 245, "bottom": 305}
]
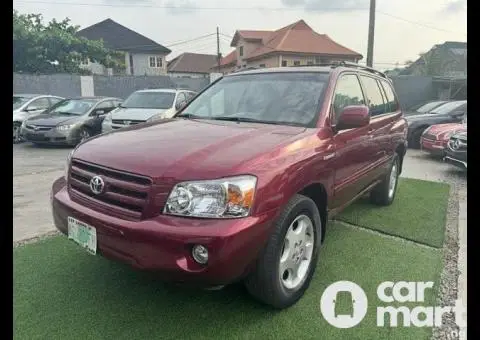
[{"left": 330, "top": 73, "right": 372, "bottom": 209}]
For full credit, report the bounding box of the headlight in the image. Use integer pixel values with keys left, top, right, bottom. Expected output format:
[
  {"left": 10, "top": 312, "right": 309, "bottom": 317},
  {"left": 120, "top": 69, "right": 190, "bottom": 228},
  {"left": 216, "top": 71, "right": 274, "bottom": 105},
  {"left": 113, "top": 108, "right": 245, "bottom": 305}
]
[
  {"left": 103, "top": 112, "right": 112, "bottom": 122},
  {"left": 164, "top": 175, "right": 257, "bottom": 218},
  {"left": 64, "top": 150, "right": 74, "bottom": 180},
  {"left": 56, "top": 124, "right": 75, "bottom": 131}
]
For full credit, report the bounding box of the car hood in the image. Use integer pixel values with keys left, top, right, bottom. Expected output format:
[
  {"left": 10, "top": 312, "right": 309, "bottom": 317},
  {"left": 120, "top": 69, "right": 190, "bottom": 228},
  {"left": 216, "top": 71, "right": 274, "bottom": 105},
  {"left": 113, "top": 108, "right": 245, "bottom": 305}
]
[
  {"left": 111, "top": 108, "right": 168, "bottom": 120},
  {"left": 427, "top": 123, "right": 464, "bottom": 135},
  {"left": 25, "top": 114, "right": 84, "bottom": 126},
  {"left": 73, "top": 118, "right": 307, "bottom": 181},
  {"left": 452, "top": 131, "right": 467, "bottom": 140}
]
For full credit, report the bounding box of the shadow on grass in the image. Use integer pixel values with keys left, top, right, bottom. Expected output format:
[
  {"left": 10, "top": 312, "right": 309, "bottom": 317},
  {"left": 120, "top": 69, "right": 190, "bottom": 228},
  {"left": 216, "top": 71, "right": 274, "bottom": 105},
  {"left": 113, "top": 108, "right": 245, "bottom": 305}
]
[{"left": 14, "top": 223, "right": 442, "bottom": 340}]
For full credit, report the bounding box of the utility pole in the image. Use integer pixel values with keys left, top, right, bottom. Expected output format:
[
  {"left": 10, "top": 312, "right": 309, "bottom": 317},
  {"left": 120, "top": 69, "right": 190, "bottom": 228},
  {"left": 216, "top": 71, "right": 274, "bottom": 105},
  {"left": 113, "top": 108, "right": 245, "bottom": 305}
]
[
  {"left": 216, "top": 27, "right": 221, "bottom": 70},
  {"left": 366, "top": 0, "right": 376, "bottom": 67}
]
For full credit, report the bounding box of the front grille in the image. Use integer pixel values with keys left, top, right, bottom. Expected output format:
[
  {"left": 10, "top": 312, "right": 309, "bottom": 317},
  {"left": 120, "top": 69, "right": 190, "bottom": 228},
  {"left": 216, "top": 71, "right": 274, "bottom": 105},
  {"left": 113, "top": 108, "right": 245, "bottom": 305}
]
[
  {"left": 25, "top": 125, "right": 52, "bottom": 132},
  {"left": 447, "top": 137, "right": 467, "bottom": 151},
  {"left": 68, "top": 159, "right": 152, "bottom": 220},
  {"left": 112, "top": 120, "right": 145, "bottom": 126}
]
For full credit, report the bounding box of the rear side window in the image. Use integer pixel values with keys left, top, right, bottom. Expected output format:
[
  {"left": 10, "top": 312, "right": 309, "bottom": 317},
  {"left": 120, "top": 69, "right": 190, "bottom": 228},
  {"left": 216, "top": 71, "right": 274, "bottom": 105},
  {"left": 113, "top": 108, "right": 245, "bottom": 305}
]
[
  {"left": 379, "top": 79, "right": 399, "bottom": 113},
  {"left": 332, "top": 74, "right": 365, "bottom": 123},
  {"left": 360, "top": 75, "right": 386, "bottom": 117}
]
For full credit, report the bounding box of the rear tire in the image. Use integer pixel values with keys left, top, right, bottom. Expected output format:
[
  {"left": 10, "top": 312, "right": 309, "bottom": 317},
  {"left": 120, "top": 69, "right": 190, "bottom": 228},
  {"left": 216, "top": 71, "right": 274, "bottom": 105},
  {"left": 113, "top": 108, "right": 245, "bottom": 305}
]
[
  {"left": 244, "top": 194, "right": 322, "bottom": 309},
  {"left": 370, "top": 153, "right": 400, "bottom": 206}
]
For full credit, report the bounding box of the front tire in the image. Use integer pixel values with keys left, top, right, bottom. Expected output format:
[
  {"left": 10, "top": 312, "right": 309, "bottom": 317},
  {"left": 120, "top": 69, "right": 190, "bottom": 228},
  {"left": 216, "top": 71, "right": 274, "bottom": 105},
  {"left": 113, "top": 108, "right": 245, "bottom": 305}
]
[
  {"left": 244, "top": 194, "right": 322, "bottom": 309},
  {"left": 370, "top": 153, "right": 400, "bottom": 206},
  {"left": 78, "top": 127, "right": 91, "bottom": 144}
]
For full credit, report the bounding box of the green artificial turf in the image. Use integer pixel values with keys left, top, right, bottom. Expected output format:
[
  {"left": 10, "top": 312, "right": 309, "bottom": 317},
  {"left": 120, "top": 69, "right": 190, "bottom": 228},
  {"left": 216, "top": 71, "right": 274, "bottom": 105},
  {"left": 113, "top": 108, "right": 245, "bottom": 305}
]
[
  {"left": 14, "top": 223, "right": 442, "bottom": 340},
  {"left": 336, "top": 178, "right": 450, "bottom": 248}
]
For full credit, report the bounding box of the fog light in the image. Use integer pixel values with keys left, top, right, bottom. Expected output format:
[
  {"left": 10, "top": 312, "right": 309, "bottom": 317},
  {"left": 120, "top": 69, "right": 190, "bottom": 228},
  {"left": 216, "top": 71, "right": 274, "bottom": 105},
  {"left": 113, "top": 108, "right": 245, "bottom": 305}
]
[{"left": 192, "top": 245, "right": 208, "bottom": 264}]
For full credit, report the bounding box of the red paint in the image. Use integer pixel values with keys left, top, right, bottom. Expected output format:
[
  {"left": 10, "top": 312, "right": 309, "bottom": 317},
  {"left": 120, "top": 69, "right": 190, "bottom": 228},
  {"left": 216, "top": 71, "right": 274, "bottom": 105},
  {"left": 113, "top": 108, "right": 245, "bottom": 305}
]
[
  {"left": 51, "top": 67, "right": 408, "bottom": 286},
  {"left": 421, "top": 122, "right": 467, "bottom": 155}
]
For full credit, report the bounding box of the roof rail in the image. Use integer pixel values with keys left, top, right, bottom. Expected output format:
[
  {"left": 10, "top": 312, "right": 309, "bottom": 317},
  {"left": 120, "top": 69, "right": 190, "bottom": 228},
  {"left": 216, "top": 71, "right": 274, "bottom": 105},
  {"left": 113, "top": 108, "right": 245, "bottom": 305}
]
[{"left": 291, "top": 61, "right": 387, "bottom": 78}]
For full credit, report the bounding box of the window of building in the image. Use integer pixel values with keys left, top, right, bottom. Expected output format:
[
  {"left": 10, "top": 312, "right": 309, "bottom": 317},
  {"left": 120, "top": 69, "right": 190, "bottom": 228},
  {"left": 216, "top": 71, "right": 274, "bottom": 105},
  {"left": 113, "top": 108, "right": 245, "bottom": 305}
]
[
  {"left": 239, "top": 46, "right": 244, "bottom": 57},
  {"left": 281, "top": 60, "right": 287, "bottom": 67},
  {"left": 149, "top": 56, "right": 163, "bottom": 68},
  {"left": 332, "top": 74, "right": 366, "bottom": 123},
  {"left": 307, "top": 61, "right": 314, "bottom": 65},
  {"left": 293, "top": 61, "right": 301, "bottom": 66},
  {"left": 259, "top": 64, "right": 266, "bottom": 68},
  {"left": 359, "top": 75, "right": 387, "bottom": 116}
]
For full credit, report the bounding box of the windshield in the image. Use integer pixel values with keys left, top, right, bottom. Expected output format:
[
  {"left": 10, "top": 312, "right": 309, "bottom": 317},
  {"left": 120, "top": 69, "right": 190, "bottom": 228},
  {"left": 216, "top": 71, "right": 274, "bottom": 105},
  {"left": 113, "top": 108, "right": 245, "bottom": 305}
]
[
  {"left": 415, "top": 101, "right": 446, "bottom": 113},
  {"left": 430, "top": 101, "right": 466, "bottom": 115},
  {"left": 121, "top": 92, "right": 175, "bottom": 109},
  {"left": 179, "top": 72, "right": 329, "bottom": 127},
  {"left": 13, "top": 96, "right": 32, "bottom": 110},
  {"left": 48, "top": 99, "right": 97, "bottom": 115}
]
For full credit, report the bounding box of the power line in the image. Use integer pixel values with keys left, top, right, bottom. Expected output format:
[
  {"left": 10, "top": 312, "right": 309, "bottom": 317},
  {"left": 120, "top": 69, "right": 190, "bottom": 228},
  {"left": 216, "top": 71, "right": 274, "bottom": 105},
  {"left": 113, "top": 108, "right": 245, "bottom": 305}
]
[
  {"left": 14, "top": 0, "right": 466, "bottom": 35},
  {"left": 165, "top": 33, "right": 216, "bottom": 48}
]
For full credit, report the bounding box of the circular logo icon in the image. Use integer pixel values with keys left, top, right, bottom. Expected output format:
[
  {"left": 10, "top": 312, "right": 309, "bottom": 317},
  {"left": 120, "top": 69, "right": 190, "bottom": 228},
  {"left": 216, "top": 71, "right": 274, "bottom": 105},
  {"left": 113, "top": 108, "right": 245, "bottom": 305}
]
[
  {"left": 320, "top": 281, "right": 368, "bottom": 328},
  {"left": 89, "top": 176, "right": 105, "bottom": 195}
]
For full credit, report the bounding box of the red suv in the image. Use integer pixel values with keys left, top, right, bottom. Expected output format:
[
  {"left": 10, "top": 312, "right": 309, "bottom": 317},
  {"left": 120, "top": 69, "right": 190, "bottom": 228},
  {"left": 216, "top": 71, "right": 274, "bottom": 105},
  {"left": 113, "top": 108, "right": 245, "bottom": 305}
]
[{"left": 51, "top": 63, "right": 407, "bottom": 309}]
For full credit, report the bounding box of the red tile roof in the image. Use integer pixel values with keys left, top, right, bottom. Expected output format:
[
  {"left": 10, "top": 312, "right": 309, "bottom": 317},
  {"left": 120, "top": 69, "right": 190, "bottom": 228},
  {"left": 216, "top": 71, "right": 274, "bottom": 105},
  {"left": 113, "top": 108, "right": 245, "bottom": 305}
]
[
  {"left": 218, "top": 50, "right": 237, "bottom": 67},
  {"left": 218, "top": 19, "right": 362, "bottom": 67},
  {"left": 168, "top": 52, "right": 218, "bottom": 74}
]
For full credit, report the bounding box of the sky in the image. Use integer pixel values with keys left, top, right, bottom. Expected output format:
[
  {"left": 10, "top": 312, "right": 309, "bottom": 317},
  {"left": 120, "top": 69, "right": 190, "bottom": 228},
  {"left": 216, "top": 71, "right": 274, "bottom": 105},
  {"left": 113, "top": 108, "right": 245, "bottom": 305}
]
[{"left": 13, "top": 0, "right": 467, "bottom": 70}]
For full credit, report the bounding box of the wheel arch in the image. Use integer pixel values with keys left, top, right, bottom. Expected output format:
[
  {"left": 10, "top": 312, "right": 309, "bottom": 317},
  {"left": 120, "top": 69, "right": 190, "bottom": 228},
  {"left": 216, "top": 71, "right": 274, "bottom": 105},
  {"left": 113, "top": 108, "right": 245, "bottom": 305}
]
[{"left": 298, "top": 183, "right": 328, "bottom": 243}]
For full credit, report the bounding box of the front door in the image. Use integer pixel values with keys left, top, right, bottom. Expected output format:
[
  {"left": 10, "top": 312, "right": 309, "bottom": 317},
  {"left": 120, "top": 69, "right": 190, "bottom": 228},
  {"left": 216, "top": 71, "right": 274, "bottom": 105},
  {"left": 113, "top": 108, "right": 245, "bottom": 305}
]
[{"left": 330, "top": 73, "right": 373, "bottom": 209}]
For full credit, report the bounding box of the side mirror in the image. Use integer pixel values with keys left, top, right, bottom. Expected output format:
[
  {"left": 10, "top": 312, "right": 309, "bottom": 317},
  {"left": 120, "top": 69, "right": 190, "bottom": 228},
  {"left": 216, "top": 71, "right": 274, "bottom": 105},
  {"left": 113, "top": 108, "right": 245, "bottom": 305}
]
[
  {"left": 117, "top": 103, "right": 122, "bottom": 107},
  {"left": 336, "top": 105, "right": 370, "bottom": 131},
  {"left": 24, "top": 106, "right": 39, "bottom": 112}
]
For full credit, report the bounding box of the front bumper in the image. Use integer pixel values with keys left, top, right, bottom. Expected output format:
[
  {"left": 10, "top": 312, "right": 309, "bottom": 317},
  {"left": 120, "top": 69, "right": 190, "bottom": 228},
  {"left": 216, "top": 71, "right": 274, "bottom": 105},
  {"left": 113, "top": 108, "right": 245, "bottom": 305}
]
[
  {"left": 444, "top": 149, "right": 467, "bottom": 169},
  {"left": 51, "top": 177, "right": 277, "bottom": 286},
  {"left": 420, "top": 137, "right": 446, "bottom": 156},
  {"left": 21, "top": 126, "right": 80, "bottom": 145}
]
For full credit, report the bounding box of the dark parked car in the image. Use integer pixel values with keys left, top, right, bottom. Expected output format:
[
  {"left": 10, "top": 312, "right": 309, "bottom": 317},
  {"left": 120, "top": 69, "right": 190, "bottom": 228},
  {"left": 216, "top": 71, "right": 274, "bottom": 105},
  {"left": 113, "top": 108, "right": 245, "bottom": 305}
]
[
  {"left": 21, "top": 96, "right": 122, "bottom": 146},
  {"left": 51, "top": 63, "right": 408, "bottom": 309},
  {"left": 405, "top": 100, "right": 467, "bottom": 148},
  {"left": 404, "top": 100, "right": 448, "bottom": 116},
  {"left": 444, "top": 131, "right": 467, "bottom": 170}
]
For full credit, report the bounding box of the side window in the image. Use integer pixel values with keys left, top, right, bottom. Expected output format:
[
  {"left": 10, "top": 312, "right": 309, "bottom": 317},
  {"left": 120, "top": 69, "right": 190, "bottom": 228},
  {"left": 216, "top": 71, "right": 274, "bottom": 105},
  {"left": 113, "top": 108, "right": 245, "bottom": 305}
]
[
  {"left": 332, "top": 74, "right": 366, "bottom": 123},
  {"left": 28, "top": 97, "right": 50, "bottom": 110},
  {"left": 360, "top": 75, "right": 386, "bottom": 117},
  {"left": 95, "top": 101, "right": 112, "bottom": 109},
  {"left": 176, "top": 92, "right": 187, "bottom": 106},
  {"left": 379, "top": 79, "right": 400, "bottom": 113}
]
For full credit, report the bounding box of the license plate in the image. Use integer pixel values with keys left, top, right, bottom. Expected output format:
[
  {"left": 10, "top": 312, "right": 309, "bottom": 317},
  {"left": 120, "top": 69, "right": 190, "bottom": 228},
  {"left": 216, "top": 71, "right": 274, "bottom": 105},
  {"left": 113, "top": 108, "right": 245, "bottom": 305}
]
[{"left": 68, "top": 217, "right": 97, "bottom": 255}]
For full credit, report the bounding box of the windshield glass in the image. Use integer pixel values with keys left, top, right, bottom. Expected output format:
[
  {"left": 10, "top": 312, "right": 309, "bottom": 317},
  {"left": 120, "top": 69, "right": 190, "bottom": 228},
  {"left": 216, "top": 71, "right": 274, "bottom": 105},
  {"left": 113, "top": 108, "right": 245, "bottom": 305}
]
[
  {"left": 13, "top": 96, "right": 32, "bottom": 110},
  {"left": 430, "top": 101, "right": 466, "bottom": 114},
  {"left": 48, "top": 99, "right": 97, "bottom": 115},
  {"left": 415, "top": 101, "right": 445, "bottom": 113},
  {"left": 121, "top": 92, "right": 175, "bottom": 109},
  {"left": 179, "top": 72, "right": 329, "bottom": 127}
]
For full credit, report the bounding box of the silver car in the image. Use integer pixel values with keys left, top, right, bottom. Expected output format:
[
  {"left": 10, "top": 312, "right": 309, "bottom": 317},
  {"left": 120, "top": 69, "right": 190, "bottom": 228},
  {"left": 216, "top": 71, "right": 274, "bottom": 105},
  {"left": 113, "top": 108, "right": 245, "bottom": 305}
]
[
  {"left": 102, "top": 89, "right": 197, "bottom": 132},
  {"left": 13, "top": 94, "right": 64, "bottom": 143}
]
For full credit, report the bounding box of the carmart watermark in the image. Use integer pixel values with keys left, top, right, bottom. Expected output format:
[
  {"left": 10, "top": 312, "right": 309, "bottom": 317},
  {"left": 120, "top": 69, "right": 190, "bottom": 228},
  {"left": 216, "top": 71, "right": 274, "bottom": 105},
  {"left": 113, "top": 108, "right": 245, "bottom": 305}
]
[{"left": 320, "top": 281, "right": 466, "bottom": 332}]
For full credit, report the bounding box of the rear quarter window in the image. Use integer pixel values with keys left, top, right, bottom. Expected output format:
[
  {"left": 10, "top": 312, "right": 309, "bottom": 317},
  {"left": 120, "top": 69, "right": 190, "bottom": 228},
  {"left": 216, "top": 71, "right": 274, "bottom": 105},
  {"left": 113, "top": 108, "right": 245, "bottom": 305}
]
[
  {"left": 359, "top": 75, "right": 387, "bottom": 117},
  {"left": 379, "top": 79, "right": 400, "bottom": 113}
]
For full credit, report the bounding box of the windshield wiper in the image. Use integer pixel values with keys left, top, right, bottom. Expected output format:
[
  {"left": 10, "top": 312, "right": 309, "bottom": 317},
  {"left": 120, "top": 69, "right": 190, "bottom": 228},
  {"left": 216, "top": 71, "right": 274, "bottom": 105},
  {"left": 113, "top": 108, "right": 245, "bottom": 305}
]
[{"left": 210, "top": 116, "right": 303, "bottom": 126}]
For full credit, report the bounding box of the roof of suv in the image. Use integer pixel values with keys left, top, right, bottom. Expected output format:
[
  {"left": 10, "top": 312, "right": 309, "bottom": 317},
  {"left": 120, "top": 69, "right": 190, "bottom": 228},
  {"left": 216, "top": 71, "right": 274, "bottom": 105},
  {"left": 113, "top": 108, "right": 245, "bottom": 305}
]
[{"left": 227, "top": 62, "right": 389, "bottom": 80}]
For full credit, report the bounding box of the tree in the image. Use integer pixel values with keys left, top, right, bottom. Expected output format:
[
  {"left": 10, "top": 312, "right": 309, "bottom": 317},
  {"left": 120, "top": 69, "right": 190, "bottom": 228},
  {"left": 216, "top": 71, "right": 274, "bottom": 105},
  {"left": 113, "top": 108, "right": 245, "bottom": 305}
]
[{"left": 13, "top": 10, "right": 124, "bottom": 74}]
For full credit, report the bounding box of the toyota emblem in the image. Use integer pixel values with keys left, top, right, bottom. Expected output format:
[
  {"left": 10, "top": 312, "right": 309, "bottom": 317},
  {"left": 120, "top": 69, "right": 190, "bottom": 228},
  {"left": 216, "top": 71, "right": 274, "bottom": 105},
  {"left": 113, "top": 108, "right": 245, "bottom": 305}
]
[{"left": 89, "top": 176, "right": 105, "bottom": 194}]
